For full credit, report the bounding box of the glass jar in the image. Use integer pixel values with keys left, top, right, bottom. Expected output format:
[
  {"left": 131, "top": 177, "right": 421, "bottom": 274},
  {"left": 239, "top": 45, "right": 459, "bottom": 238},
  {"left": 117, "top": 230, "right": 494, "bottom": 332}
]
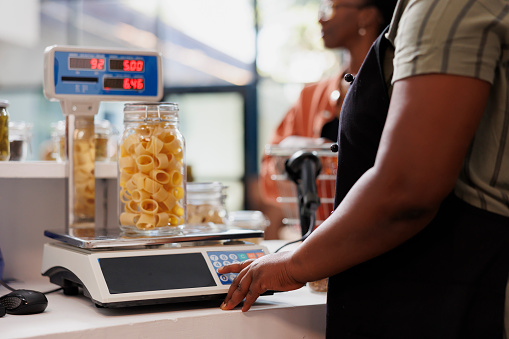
[
  {"left": 95, "top": 120, "right": 118, "bottom": 162},
  {"left": 0, "top": 100, "right": 10, "bottom": 161},
  {"left": 50, "top": 120, "right": 65, "bottom": 161},
  {"left": 51, "top": 119, "right": 117, "bottom": 162},
  {"left": 308, "top": 278, "right": 328, "bottom": 293},
  {"left": 71, "top": 117, "right": 96, "bottom": 224},
  {"left": 118, "top": 102, "right": 186, "bottom": 236},
  {"left": 227, "top": 210, "right": 269, "bottom": 244},
  {"left": 187, "top": 182, "right": 228, "bottom": 226},
  {"left": 8, "top": 121, "right": 32, "bottom": 161}
]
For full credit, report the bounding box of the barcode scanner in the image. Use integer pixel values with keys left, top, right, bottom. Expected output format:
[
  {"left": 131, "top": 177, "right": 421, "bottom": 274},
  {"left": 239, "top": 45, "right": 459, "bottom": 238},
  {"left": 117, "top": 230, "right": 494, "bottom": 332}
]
[{"left": 285, "top": 150, "right": 322, "bottom": 236}]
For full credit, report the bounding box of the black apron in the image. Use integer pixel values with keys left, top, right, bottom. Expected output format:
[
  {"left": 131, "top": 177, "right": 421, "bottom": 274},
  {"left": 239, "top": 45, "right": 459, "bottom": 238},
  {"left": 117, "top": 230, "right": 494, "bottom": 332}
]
[{"left": 327, "top": 29, "right": 509, "bottom": 338}]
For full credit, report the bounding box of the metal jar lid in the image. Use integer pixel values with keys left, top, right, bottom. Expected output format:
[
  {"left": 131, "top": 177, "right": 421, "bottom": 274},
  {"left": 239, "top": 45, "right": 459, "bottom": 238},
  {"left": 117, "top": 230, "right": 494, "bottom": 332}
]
[
  {"left": 123, "top": 102, "right": 179, "bottom": 123},
  {"left": 0, "top": 99, "right": 9, "bottom": 108}
]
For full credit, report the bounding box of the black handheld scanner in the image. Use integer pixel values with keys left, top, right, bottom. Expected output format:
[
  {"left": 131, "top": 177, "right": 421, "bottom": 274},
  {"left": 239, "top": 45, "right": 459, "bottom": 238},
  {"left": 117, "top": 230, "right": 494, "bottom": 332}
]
[{"left": 285, "top": 151, "right": 322, "bottom": 236}]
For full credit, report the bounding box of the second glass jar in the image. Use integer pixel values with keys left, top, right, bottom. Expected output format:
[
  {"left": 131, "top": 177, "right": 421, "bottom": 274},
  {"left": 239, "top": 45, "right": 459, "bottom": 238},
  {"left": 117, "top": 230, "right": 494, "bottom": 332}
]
[
  {"left": 9, "top": 121, "right": 32, "bottom": 161},
  {"left": 187, "top": 182, "right": 228, "bottom": 226},
  {"left": 118, "top": 102, "right": 186, "bottom": 235}
]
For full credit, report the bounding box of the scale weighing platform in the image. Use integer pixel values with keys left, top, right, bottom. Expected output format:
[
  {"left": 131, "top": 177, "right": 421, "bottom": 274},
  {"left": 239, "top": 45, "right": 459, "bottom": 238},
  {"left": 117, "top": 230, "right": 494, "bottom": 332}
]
[{"left": 42, "top": 228, "right": 269, "bottom": 308}]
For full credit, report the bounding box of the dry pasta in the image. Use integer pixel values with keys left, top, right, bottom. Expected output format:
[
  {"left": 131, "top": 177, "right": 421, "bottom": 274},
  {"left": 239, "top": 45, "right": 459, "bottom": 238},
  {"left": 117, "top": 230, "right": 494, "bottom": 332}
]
[
  {"left": 119, "top": 123, "right": 185, "bottom": 231},
  {"left": 73, "top": 132, "right": 95, "bottom": 221}
]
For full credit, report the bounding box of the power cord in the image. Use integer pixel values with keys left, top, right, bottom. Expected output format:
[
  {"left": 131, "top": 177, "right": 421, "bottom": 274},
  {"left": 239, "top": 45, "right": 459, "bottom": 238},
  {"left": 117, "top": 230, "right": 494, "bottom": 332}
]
[
  {"left": 0, "top": 279, "right": 62, "bottom": 295},
  {"left": 274, "top": 213, "right": 316, "bottom": 253}
]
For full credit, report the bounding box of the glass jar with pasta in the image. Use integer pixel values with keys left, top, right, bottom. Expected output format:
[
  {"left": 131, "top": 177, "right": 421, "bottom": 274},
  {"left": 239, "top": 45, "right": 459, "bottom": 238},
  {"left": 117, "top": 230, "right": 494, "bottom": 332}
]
[
  {"left": 119, "top": 102, "right": 186, "bottom": 236},
  {"left": 187, "top": 182, "right": 228, "bottom": 227}
]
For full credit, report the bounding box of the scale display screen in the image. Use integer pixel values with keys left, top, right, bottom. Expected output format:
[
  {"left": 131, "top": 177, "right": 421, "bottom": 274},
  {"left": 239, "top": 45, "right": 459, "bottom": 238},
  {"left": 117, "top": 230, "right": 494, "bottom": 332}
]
[
  {"left": 69, "top": 57, "right": 106, "bottom": 71},
  {"left": 109, "top": 59, "right": 145, "bottom": 72},
  {"left": 50, "top": 50, "right": 159, "bottom": 97},
  {"left": 103, "top": 77, "right": 144, "bottom": 90},
  {"left": 99, "top": 253, "right": 216, "bottom": 294}
]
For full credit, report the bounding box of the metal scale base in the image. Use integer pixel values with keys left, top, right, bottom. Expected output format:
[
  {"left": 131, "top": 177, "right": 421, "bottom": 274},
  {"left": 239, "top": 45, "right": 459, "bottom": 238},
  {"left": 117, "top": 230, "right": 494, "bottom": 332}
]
[{"left": 41, "top": 226, "right": 269, "bottom": 308}]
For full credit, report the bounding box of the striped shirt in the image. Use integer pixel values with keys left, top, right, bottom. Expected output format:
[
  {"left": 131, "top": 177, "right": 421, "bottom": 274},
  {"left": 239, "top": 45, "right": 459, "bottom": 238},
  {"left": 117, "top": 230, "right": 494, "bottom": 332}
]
[{"left": 387, "top": 0, "right": 509, "bottom": 217}]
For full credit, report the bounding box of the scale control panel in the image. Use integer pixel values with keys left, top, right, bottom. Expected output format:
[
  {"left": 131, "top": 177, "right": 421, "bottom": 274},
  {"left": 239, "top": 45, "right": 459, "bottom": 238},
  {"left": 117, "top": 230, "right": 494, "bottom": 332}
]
[{"left": 207, "top": 250, "right": 265, "bottom": 285}]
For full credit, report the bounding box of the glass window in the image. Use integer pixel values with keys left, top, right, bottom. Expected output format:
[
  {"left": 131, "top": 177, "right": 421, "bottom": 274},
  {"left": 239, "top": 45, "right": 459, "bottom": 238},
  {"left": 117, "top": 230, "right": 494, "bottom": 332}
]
[
  {"left": 159, "top": 0, "right": 256, "bottom": 87},
  {"left": 164, "top": 92, "right": 245, "bottom": 212}
]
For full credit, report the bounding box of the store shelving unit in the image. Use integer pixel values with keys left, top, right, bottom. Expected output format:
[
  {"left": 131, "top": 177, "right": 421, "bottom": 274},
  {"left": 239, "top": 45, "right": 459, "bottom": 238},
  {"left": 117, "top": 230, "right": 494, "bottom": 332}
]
[{"left": 0, "top": 161, "right": 117, "bottom": 178}]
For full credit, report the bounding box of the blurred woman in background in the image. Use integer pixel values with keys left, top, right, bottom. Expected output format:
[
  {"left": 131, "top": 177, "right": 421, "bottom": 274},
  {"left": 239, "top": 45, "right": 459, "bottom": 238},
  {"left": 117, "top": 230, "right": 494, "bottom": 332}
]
[{"left": 260, "top": 0, "right": 397, "bottom": 238}]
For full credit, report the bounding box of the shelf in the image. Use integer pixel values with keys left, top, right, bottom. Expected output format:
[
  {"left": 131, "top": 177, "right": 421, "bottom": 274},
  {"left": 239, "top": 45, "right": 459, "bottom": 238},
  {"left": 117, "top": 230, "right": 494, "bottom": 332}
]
[{"left": 0, "top": 161, "right": 117, "bottom": 178}]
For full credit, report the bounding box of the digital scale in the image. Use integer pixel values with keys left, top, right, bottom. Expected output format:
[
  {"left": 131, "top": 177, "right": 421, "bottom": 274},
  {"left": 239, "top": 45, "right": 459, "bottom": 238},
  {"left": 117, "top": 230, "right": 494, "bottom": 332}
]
[
  {"left": 41, "top": 228, "right": 268, "bottom": 308},
  {"left": 41, "top": 46, "right": 270, "bottom": 308}
]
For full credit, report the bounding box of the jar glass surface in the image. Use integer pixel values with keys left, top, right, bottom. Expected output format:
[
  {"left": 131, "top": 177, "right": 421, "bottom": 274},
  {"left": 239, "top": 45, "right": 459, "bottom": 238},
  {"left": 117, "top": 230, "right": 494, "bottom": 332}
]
[
  {"left": 8, "top": 121, "right": 32, "bottom": 161},
  {"left": 50, "top": 121, "right": 66, "bottom": 162},
  {"left": 118, "top": 102, "right": 186, "bottom": 236},
  {"left": 186, "top": 182, "right": 228, "bottom": 226},
  {"left": 72, "top": 118, "right": 96, "bottom": 223},
  {"left": 0, "top": 100, "right": 10, "bottom": 161},
  {"left": 94, "top": 120, "right": 117, "bottom": 162},
  {"left": 51, "top": 120, "right": 118, "bottom": 162}
]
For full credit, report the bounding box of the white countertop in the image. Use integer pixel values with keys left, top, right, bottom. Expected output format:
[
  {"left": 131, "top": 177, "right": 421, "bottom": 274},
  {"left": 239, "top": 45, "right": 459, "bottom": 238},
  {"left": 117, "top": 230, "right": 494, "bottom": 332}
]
[
  {"left": 1, "top": 241, "right": 327, "bottom": 339},
  {"left": 1, "top": 281, "right": 326, "bottom": 339}
]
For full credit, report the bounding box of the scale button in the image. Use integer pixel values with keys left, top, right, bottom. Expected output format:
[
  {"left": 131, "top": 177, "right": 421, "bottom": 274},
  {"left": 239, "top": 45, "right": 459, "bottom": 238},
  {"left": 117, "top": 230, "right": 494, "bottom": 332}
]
[
  {"left": 238, "top": 253, "right": 248, "bottom": 261},
  {"left": 219, "top": 275, "right": 229, "bottom": 282},
  {"left": 256, "top": 252, "right": 265, "bottom": 258},
  {"left": 229, "top": 274, "right": 237, "bottom": 282},
  {"left": 210, "top": 255, "right": 219, "bottom": 261},
  {"left": 247, "top": 253, "right": 257, "bottom": 259},
  {"left": 220, "top": 254, "right": 228, "bottom": 260},
  {"left": 229, "top": 254, "right": 238, "bottom": 260},
  {"left": 223, "top": 260, "right": 231, "bottom": 266},
  {"left": 213, "top": 261, "right": 222, "bottom": 268},
  {"left": 232, "top": 260, "right": 240, "bottom": 264}
]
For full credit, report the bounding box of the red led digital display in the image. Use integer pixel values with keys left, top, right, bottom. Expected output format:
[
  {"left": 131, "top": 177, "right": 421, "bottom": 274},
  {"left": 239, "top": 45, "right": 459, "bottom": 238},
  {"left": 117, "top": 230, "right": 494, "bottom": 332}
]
[
  {"left": 103, "top": 77, "right": 144, "bottom": 90},
  {"left": 69, "top": 57, "right": 105, "bottom": 70},
  {"left": 109, "top": 59, "right": 145, "bottom": 72}
]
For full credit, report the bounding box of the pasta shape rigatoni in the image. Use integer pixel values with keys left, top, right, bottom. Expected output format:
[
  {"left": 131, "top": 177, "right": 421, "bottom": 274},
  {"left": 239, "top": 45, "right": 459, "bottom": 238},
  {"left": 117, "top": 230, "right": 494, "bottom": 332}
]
[{"left": 119, "top": 123, "right": 185, "bottom": 232}]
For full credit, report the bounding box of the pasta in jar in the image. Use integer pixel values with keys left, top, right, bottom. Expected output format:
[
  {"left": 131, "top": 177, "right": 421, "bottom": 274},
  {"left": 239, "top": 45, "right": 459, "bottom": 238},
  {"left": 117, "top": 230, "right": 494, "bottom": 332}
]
[
  {"left": 72, "top": 119, "right": 95, "bottom": 223},
  {"left": 186, "top": 182, "right": 228, "bottom": 226},
  {"left": 119, "top": 103, "right": 186, "bottom": 235}
]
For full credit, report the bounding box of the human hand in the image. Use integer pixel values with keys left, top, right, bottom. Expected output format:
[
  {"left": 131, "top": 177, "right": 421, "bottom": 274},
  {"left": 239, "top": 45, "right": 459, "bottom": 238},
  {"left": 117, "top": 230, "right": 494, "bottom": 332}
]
[
  {"left": 278, "top": 136, "right": 328, "bottom": 148},
  {"left": 219, "top": 251, "right": 305, "bottom": 312}
]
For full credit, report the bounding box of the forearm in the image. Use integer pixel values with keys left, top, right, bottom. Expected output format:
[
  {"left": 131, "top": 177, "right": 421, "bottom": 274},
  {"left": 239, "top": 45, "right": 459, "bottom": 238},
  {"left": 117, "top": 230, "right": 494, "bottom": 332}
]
[{"left": 289, "top": 167, "right": 440, "bottom": 283}]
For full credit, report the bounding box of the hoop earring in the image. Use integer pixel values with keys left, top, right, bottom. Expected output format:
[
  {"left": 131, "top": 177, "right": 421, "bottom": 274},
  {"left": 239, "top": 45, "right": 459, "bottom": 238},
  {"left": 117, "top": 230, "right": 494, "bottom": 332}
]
[{"left": 358, "top": 27, "right": 367, "bottom": 36}]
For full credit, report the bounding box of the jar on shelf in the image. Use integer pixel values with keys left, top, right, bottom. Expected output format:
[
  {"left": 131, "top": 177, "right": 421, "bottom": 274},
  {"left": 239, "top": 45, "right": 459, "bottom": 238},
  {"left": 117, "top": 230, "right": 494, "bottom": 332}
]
[
  {"left": 118, "top": 102, "right": 186, "bottom": 236},
  {"left": 0, "top": 100, "right": 10, "bottom": 161},
  {"left": 187, "top": 182, "right": 228, "bottom": 226},
  {"left": 227, "top": 210, "right": 269, "bottom": 244},
  {"left": 50, "top": 119, "right": 118, "bottom": 162},
  {"left": 50, "top": 120, "right": 65, "bottom": 161},
  {"left": 94, "top": 120, "right": 118, "bottom": 162},
  {"left": 8, "top": 121, "right": 32, "bottom": 161}
]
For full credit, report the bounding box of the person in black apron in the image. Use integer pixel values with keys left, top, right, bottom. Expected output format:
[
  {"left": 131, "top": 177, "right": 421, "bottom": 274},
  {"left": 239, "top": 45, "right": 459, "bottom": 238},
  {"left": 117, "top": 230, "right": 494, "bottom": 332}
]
[
  {"left": 220, "top": 8, "right": 509, "bottom": 339},
  {"left": 325, "top": 27, "right": 509, "bottom": 339}
]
